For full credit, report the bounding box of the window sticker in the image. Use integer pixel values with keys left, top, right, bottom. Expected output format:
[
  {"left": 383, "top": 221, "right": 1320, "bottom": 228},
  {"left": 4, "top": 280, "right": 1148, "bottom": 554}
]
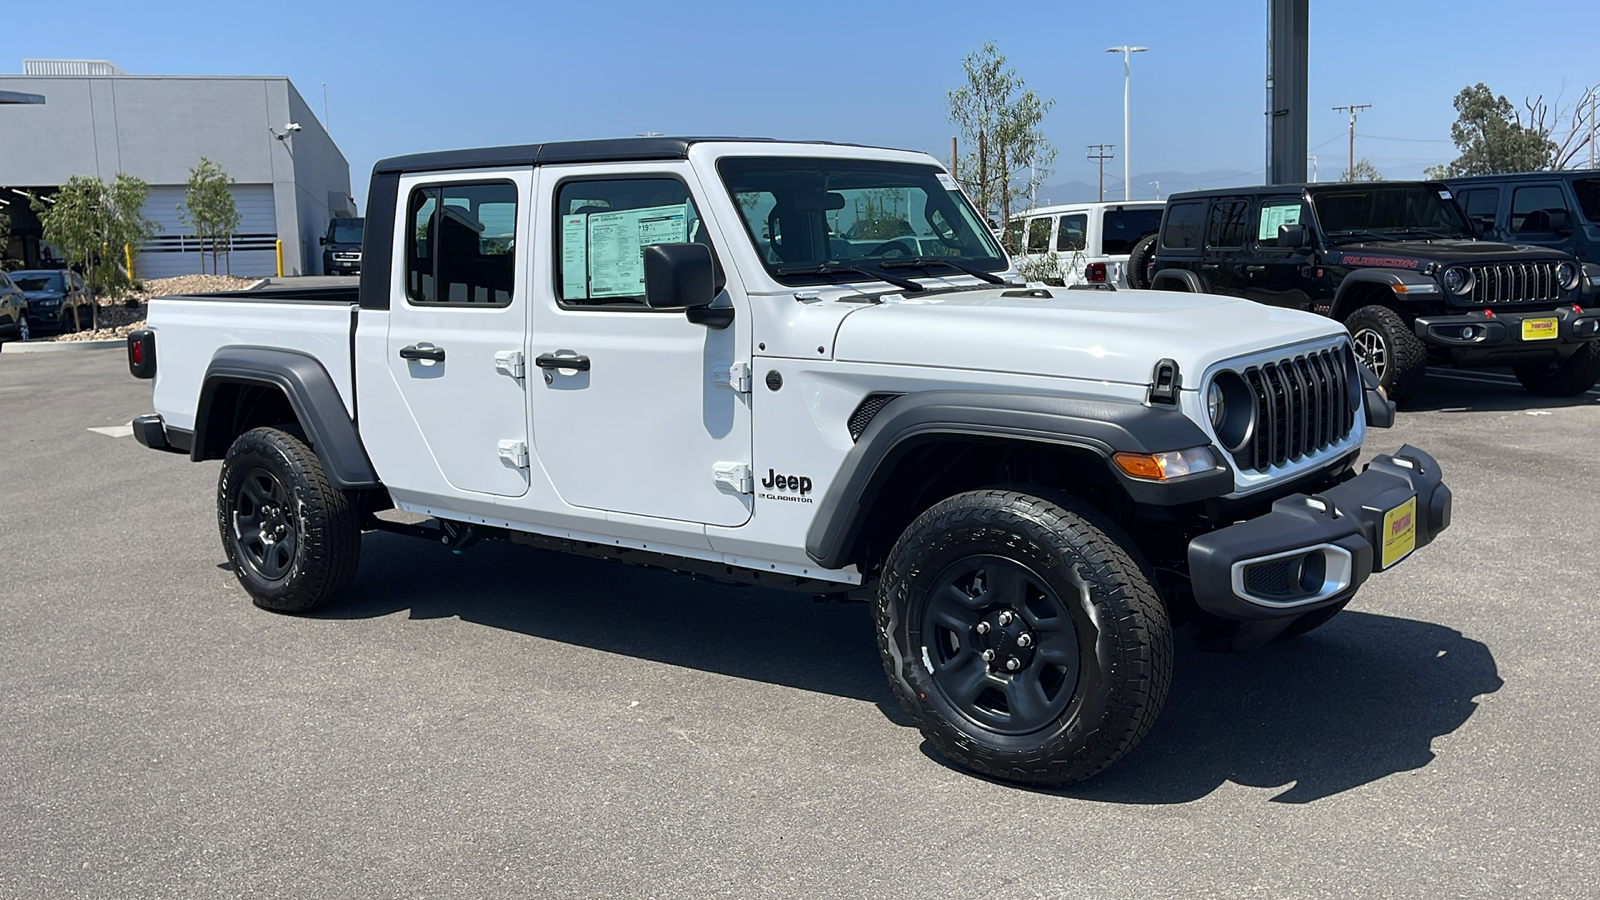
[
  {"left": 1438, "top": 190, "right": 1453, "bottom": 200},
  {"left": 936, "top": 172, "right": 959, "bottom": 191},
  {"left": 561, "top": 214, "right": 589, "bottom": 299},
  {"left": 586, "top": 203, "right": 689, "bottom": 298},
  {"left": 1258, "top": 204, "right": 1302, "bottom": 241}
]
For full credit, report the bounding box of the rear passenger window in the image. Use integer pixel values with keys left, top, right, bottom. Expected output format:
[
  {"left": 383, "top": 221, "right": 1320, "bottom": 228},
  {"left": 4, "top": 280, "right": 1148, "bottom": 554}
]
[
  {"left": 1511, "top": 185, "right": 1569, "bottom": 233},
  {"left": 556, "top": 177, "right": 709, "bottom": 305},
  {"left": 405, "top": 181, "right": 517, "bottom": 306},
  {"left": 1056, "top": 214, "right": 1087, "bottom": 252},
  {"left": 1026, "top": 218, "right": 1052, "bottom": 253},
  {"left": 1206, "top": 200, "right": 1249, "bottom": 248},
  {"left": 1161, "top": 202, "right": 1205, "bottom": 249}
]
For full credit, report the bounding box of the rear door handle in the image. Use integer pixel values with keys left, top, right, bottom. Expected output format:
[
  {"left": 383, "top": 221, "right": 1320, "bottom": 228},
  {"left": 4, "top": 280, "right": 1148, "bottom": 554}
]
[
  {"left": 1244, "top": 265, "right": 1267, "bottom": 273},
  {"left": 1199, "top": 263, "right": 1220, "bottom": 271},
  {"left": 399, "top": 344, "right": 446, "bottom": 362},
  {"left": 535, "top": 353, "right": 591, "bottom": 372}
]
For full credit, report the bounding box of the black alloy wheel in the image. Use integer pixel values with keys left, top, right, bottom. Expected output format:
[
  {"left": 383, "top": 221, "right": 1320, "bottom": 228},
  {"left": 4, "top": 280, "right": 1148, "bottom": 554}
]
[
  {"left": 230, "top": 466, "right": 300, "bottom": 582},
  {"left": 920, "top": 555, "right": 1080, "bottom": 735}
]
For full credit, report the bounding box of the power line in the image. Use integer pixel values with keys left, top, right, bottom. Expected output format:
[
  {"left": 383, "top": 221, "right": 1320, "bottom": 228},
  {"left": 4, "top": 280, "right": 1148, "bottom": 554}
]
[
  {"left": 1087, "top": 144, "right": 1115, "bottom": 202},
  {"left": 1357, "top": 133, "right": 1453, "bottom": 144}
]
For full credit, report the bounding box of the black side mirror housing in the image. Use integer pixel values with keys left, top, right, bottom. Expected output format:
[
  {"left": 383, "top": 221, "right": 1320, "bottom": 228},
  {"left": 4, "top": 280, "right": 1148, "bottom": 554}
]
[
  {"left": 1278, "top": 223, "right": 1309, "bottom": 248},
  {"left": 1548, "top": 209, "right": 1571, "bottom": 233},
  {"left": 319, "top": 236, "right": 326, "bottom": 245},
  {"left": 643, "top": 243, "right": 731, "bottom": 328}
]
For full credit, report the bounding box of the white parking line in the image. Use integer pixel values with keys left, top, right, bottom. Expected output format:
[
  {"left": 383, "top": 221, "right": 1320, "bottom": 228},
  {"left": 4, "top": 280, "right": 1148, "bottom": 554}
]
[{"left": 87, "top": 423, "right": 134, "bottom": 438}]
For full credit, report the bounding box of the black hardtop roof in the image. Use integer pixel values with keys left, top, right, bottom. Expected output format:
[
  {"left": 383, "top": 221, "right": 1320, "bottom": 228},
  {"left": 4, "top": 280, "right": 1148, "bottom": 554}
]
[
  {"left": 372, "top": 136, "right": 895, "bottom": 176},
  {"left": 1443, "top": 168, "right": 1599, "bottom": 185},
  {"left": 1165, "top": 180, "right": 1447, "bottom": 203}
]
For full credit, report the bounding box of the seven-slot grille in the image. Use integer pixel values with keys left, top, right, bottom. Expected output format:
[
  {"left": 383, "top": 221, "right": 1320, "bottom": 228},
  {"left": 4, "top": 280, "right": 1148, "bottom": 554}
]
[
  {"left": 1465, "top": 262, "right": 1563, "bottom": 305},
  {"left": 1232, "top": 345, "right": 1357, "bottom": 472}
]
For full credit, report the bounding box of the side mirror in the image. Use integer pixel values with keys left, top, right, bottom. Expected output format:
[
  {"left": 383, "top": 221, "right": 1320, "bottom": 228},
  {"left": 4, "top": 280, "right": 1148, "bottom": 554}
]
[
  {"left": 1278, "top": 223, "right": 1309, "bottom": 248},
  {"left": 319, "top": 236, "right": 326, "bottom": 245},
  {"left": 643, "top": 243, "right": 730, "bottom": 328},
  {"left": 1548, "top": 209, "right": 1571, "bottom": 233}
]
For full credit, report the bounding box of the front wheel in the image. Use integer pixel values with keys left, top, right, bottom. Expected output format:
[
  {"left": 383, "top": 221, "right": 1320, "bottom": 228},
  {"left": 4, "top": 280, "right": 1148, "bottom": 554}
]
[
  {"left": 876, "top": 489, "right": 1172, "bottom": 787},
  {"left": 1346, "top": 304, "right": 1427, "bottom": 404},
  {"left": 217, "top": 427, "right": 361, "bottom": 613},
  {"left": 1513, "top": 343, "right": 1600, "bottom": 397}
]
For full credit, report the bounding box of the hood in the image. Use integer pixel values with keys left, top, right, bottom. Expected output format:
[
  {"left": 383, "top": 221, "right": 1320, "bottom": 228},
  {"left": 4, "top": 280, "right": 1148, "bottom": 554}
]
[
  {"left": 831, "top": 286, "right": 1345, "bottom": 387},
  {"left": 1327, "top": 239, "right": 1569, "bottom": 266},
  {"left": 21, "top": 289, "right": 63, "bottom": 300}
]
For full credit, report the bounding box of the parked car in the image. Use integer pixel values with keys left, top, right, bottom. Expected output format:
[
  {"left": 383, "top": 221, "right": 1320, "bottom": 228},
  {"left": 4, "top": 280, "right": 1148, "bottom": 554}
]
[
  {"left": 0, "top": 271, "right": 29, "bottom": 342},
  {"left": 1003, "top": 201, "right": 1165, "bottom": 287},
  {"left": 11, "top": 269, "right": 91, "bottom": 334},
  {"left": 1446, "top": 169, "right": 1600, "bottom": 263},
  {"left": 1144, "top": 181, "right": 1600, "bottom": 401},
  {"left": 126, "top": 137, "right": 1451, "bottom": 788},
  {"left": 320, "top": 216, "right": 364, "bottom": 276}
]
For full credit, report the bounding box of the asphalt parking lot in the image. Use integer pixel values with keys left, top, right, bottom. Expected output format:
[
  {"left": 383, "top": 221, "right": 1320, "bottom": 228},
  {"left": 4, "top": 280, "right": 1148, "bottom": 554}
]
[{"left": 2, "top": 347, "right": 1597, "bottom": 899}]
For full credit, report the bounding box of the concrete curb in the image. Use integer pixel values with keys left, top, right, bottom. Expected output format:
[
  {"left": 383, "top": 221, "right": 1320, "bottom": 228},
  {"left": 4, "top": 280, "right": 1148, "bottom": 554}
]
[{"left": 2, "top": 338, "right": 124, "bottom": 354}]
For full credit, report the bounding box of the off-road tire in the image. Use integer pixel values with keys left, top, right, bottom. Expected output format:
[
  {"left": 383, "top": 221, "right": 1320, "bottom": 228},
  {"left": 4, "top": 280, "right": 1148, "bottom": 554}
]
[
  {"left": 1126, "top": 234, "right": 1158, "bottom": 289},
  {"left": 1346, "top": 304, "right": 1427, "bottom": 404},
  {"left": 875, "top": 489, "right": 1173, "bottom": 787},
  {"left": 1513, "top": 342, "right": 1600, "bottom": 397},
  {"left": 217, "top": 427, "right": 361, "bottom": 613}
]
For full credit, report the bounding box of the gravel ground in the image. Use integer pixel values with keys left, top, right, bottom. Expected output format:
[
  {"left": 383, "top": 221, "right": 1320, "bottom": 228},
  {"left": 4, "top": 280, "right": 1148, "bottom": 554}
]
[{"left": 49, "top": 275, "right": 258, "bottom": 342}]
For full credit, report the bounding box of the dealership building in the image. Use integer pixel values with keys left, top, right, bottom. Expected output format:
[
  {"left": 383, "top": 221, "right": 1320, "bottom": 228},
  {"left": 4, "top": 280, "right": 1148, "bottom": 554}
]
[{"left": 0, "top": 59, "right": 353, "bottom": 277}]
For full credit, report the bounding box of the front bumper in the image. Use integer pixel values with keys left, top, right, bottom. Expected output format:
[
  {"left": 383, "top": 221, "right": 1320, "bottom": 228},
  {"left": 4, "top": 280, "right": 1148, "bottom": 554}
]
[
  {"left": 1187, "top": 444, "right": 1450, "bottom": 621},
  {"left": 1415, "top": 306, "right": 1600, "bottom": 359}
]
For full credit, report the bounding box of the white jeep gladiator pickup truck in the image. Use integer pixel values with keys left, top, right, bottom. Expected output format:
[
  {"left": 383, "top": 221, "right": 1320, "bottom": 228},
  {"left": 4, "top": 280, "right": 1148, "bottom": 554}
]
[{"left": 126, "top": 137, "right": 1452, "bottom": 786}]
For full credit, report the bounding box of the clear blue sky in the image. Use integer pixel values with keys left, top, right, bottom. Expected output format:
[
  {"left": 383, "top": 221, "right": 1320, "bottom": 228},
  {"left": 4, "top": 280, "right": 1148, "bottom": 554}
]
[{"left": 9, "top": 0, "right": 1597, "bottom": 207}]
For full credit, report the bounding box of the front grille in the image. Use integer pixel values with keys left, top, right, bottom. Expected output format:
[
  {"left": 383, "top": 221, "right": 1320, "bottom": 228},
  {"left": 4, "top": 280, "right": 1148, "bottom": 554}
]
[
  {"left": 1233, "top": 345, "right": 1356, "bottom": 472},
  {"left": 1465, "top": 262, "right": 1563, "bottom": 304}
]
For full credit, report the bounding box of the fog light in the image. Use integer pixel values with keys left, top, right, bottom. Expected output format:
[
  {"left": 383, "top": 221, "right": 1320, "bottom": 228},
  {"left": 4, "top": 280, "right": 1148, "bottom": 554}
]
[{"left": 1460, "top": 326, "right": 1476, "bottom": 340}]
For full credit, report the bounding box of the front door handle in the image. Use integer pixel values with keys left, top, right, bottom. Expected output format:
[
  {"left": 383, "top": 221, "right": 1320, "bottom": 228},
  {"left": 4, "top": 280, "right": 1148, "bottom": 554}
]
[
  {"left": 535, "top": 353, "right": 591, "bottom": 372},
  {"left": 399, "top": 344, "right": 446, "bottom": 362},
  {"left": 1244, "top": 264, "right": 1267, "bottom": 273},
  {"left": 1199, "top": 263, "right": 1220, "bottom": 271}
]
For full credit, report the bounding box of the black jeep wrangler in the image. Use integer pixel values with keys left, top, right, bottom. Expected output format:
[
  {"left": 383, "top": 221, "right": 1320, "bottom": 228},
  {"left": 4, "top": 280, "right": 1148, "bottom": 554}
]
[{"left": 1130, "top": 181, "right": 1600, "bottom": 401}]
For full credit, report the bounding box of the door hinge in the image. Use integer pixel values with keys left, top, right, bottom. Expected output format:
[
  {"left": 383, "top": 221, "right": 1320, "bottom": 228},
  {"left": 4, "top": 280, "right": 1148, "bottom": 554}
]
[
  {"left": 494, "top": 350, "right": 526, "bottom": 380},
  {"left": 497, "top": 439, "right": 530, "bottom": 469},
  {"left": 713, "top": 461, "right": 754, "bottom": 494},
  {"left": 713, "top": 361, "right": 752, "bottom": 393}
]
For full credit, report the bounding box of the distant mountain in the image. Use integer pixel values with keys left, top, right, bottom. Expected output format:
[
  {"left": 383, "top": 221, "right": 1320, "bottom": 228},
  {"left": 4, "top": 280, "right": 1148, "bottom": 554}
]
[{"left": 1031, "top": 169, "right": 1265, "bottom": 205}]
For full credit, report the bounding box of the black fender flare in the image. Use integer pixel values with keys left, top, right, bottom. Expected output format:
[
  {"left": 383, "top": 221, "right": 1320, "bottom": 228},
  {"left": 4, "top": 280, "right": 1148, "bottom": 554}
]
[
  {"left": 1331, "top": 268, "right": 1439, "bottom": 319},
  {"left": 1150, "top": 268, "right": 1208, "bottom": 293},
  {"left": 194, "top": 346, "right": 379, "bottom": 489},
  {"left": 803, "top": 391, "right": 1231, "bottom": 569}
]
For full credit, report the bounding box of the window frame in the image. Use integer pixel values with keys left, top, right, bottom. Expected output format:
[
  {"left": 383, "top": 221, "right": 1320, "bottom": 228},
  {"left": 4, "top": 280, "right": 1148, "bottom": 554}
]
[
  {"left": 1205, "top": 199, "right": 1250, "bottom": 249},
  {"left": 1160, "top": 201, "right": 1206, "bottom": 253},
  {"left": 1253, "top": 196, "right": 1308, "bottom": 251},
  {"left": 1025, "top": 216, "right": 1053, "bottom": 254},
  {"left": 403, "top": 178, "right": 519, "bottom": 308},
  {"left": 550, "top": 172, "right": 716, "bottom": 312},
  {"left": 1056, "top": 213, "right": 1088, "bottom": 252},
  {"left": 1509, "top": 184, "right": 1571, "bottom": 234}
]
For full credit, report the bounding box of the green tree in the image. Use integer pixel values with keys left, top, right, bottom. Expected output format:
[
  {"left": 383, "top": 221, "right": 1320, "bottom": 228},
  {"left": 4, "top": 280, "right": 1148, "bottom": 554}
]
[
  {"left": 1439, "top": 83, "right": 1557, "bottom": 176},
  {"left": 179, "top": 157, "right": 241, "bottom": 275},
  {"left": 1423, "top": 163, "right": 1450, "bottom": 181},
  {"left": 33, "top": 174, "right": 159, "bottom": 329},
  {"left": 947, "top": 42, "right": 1056, "bottom": 234},
  {"left": 1342, "top": 159, "right": 1385, "bottom": 182}
]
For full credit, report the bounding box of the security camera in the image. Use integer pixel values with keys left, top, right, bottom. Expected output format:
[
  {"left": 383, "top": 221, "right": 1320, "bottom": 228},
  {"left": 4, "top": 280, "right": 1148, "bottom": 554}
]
[{"left": 285, "top": 122, "right": 302, "bottom": 132}]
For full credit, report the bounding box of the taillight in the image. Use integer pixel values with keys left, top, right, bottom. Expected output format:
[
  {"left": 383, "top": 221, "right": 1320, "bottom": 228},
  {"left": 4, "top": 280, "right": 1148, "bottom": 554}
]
[
  {"left": 128, "top": 330, "right": 156, "bottom": 379},
  {"left": 1086, "top": 262, "right": 1107, "bottom": 283}
]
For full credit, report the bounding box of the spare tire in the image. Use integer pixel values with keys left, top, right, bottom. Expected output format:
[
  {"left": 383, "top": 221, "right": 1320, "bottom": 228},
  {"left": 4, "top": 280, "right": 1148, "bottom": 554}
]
[{"left": 1126, "top": 233, "right": 1158, "bottom": 289}]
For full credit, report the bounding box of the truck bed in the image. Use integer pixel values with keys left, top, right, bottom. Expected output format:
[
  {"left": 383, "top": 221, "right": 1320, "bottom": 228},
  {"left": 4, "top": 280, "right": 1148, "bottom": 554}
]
[{"left": 146, "top": 288, "right": 360, "bottom": 432}]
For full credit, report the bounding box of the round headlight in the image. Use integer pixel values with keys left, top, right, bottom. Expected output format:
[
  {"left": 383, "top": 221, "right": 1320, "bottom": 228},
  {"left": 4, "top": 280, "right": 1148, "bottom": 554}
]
[
  {"left": 1443, "top": 267, "right": 1471, "bottom": 294},
  {"left": 1207, "top": 381, "right": 1225, "bottom": 427},
  {"left": 1557, "top": 261, "right": 1579, "bottom": 290},
  {"left": 1209, "top": 371, "right": 1256, "bottom": 453}
]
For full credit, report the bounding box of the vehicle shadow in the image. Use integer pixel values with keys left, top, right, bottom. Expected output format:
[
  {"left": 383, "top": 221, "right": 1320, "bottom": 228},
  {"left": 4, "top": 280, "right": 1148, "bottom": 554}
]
[
  {"left": 327, "top": 534, "right": 1500, "bottom": 803},
  {"left": 1404, "top": 369, "right": 1600, "bottom": 413}
]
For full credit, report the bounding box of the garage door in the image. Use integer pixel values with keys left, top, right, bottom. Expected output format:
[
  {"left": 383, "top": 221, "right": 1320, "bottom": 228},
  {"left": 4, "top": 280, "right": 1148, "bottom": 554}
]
[{"left": 139, "top": 184, "right": 279, "bottom": 280}]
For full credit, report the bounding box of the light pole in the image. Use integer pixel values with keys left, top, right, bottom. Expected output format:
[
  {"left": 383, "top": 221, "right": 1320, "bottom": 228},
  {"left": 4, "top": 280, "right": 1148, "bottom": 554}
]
[
  {"left": 1148, "top": 181, "right": 1160, "bottom": 200},
  {"left": 1307, "top": 155, "right": 1317, "bottom": 183},
  {"left": 1107, "top": 46, "right": 1147, "bottom": 202}
]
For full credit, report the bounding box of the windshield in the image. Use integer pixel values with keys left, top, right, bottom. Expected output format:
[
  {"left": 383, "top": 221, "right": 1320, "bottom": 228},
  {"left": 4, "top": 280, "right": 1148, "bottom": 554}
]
[
  {"left": 1310, "top": 185, "right": 1471, "bottom": 238},
  {"left": 13, "top": 273, "right": 63, "bottom": 292},
  {"left": 717, "top": 157, "right": 1006, "bottom": 285},
  {"left": 330, "top": 220, "right": 364, "bottom": 244}
]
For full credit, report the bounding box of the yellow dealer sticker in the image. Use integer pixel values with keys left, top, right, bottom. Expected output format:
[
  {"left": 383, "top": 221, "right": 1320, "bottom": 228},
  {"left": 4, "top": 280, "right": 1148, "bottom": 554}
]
[
  {"left": 1381, "top": 496, "right": 1418, "bottom": 569},
  {"left": 1522, "top": 317, "right": 1559, "bottom": 341}
]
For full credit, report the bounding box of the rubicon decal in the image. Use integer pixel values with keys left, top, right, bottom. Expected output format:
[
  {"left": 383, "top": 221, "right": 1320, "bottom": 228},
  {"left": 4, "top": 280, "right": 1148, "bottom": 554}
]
[
  {"left": 1333, "top": 254, "right": 1421, "bottom": 270},
  {"left": 761, "top": 469, "right": 814, "bottom": 503}
]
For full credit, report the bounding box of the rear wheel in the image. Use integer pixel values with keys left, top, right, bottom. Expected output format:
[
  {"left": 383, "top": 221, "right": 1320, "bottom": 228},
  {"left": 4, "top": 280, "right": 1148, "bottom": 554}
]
[
  {"left": 1346, "top": 304, "right": 1426, "bottom": 404},
  {"left": 1513, "top": 343, "right": 1600, "bottom": 397},
  {"left": 1126, "top": 234, "right": 1158, "bottom": 289},
  {"left": 218, "top": 427, "right": 361, "bottom": 613},
  {"left": 876, "top": 489, "right": 1172, "bottom": 787}
]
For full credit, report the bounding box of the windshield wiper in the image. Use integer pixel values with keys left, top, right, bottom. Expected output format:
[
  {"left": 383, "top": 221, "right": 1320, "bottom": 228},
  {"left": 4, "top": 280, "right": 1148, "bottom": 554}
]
[
  {"left": 1387, "top": 228, "right": 1469, "bottom": 240},
  {"left": 775, "top": 263, "right": 926, "bottom": 292},
  {"left": 877, "top": 256, "right": 1007, "bottom": 285},
  {"left": 1327, "top": 229, "right": 1399, "bottom": 243}
]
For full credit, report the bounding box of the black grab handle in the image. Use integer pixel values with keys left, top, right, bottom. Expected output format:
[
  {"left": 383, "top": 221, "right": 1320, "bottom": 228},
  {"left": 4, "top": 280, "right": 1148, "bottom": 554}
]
[
  {"left": 399, "top": 345, "right": 446, "bottom": 362},
  {"left": 535, "top": 353, "right": 591, "bottom": 371}
]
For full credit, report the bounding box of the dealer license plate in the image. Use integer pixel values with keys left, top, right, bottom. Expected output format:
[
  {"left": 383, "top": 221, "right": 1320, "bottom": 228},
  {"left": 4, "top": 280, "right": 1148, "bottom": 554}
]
[
  {"left": 1381, "top": 496, "right": 1418, "bottom": 569},
  {"left": 1522, "top": 317, "right": 1559, "bottom": 341}
]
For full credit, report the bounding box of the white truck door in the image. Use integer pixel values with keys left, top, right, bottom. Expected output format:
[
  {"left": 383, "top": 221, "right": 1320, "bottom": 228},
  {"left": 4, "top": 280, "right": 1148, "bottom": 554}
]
[
  {"left": 528, "top": 162, "right": 753, "bottom": 528},
  {"left": 385, "top": 170, "right": 531, "bottom": 497}
]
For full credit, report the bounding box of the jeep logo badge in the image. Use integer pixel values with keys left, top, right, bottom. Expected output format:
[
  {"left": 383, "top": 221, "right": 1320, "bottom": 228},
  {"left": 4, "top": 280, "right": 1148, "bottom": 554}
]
[{"left": 760, "top": 469, "right": 814, "bottom": 503}]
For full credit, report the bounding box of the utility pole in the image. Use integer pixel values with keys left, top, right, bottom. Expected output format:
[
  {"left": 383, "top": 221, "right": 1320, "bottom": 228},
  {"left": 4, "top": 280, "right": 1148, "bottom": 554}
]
[
  {"left": 1087, "top": 144, "right": 1115, "bottom": 202},
  {"left": 1307, "top": 154, "right": 1317, "bottom": 182},
  {"left": 1106, "top": 46, "right": 1147, "bottom": 201},
  {"left": 1332, "top": 103, "right": 1371, "bottom": 180},
  {"left": 1589, "top": 92, "right": 1594, "bottom": 170},
  {"left": 950, "top": 136, "right": 958, "bottom": 179},
  {"left": 1149, "top": 181, "right": 1160, "bottom": 200}
]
